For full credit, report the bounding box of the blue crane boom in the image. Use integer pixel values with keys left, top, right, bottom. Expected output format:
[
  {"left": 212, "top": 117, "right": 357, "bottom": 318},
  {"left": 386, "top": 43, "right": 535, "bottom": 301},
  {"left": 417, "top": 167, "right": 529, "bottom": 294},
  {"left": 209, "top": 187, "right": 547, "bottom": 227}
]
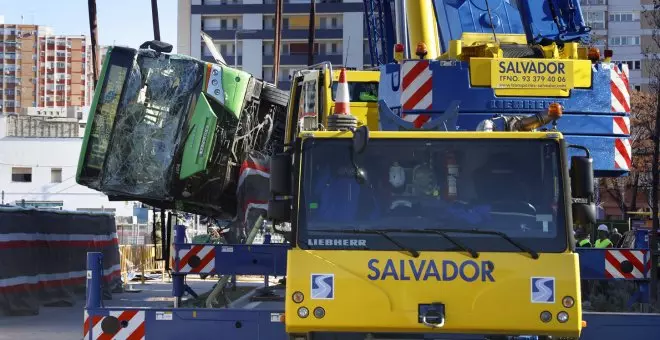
[{"left": 363, "top": 0, "right": 396, "bottom": 66}]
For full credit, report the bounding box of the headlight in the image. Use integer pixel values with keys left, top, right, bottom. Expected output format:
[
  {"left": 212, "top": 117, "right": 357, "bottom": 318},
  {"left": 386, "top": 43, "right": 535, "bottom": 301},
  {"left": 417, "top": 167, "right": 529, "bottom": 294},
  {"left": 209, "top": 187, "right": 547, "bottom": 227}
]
[
  {"left": 297, "top": 307, "right": 309, "bottom": 318},
  {"left": 292, "top": 291, "right": 304, "bottom": 303},
  {"left": 557, "top": 311, "right": 569, "bottom": 323},
  {"left": 540, "top": 311, "right": 552, "bottom": 323},
  {"left": 313, "top": 307, "right": 325, "bottom": 319},
  {"left": 562, "top": 296, "right": 575, "bottom": 308}
]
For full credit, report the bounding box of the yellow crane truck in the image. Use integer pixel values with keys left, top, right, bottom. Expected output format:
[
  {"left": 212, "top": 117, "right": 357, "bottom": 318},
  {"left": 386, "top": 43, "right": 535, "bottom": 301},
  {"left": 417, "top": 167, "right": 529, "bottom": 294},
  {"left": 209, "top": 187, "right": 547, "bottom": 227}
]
[{"left": 266, "top": 61, "right": 596, "bottom": 339}]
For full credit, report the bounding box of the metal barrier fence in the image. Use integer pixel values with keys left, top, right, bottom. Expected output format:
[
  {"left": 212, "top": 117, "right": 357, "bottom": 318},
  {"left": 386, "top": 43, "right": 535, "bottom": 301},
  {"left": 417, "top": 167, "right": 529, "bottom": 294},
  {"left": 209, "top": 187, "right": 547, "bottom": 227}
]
[{"left": 118, "top": 244, "right": 165, "bottom": 282}]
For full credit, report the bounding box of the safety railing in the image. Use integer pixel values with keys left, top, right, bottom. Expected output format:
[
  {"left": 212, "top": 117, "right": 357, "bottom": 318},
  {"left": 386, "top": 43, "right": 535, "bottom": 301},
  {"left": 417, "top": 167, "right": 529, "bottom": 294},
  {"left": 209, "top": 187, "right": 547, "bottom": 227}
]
[
  {"left": 119, "top": 244, "right": 166, "bottom": 284},
  {"left": 577, "top": 228, "right": 655, "bottom": 309}
]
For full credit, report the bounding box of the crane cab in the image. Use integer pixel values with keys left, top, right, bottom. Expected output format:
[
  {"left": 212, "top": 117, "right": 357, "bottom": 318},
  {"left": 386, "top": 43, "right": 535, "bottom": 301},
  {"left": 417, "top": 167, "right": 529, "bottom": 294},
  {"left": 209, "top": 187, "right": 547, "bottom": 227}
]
[{"left": 284, "top": 63, "right": 380, "bottom": 144}]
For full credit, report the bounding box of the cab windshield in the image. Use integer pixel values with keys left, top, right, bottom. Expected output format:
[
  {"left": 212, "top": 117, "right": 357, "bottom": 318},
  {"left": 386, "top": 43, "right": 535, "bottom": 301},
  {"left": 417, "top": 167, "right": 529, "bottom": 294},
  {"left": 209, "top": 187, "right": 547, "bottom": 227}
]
[{"left": 298, "top": 138, "right": 567, "bottom": 253}]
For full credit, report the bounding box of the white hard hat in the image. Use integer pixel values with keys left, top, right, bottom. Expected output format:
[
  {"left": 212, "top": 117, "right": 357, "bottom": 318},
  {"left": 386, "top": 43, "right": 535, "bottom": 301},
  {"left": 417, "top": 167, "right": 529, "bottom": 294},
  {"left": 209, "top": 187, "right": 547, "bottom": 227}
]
[{"left": 597, "top": 224, "right": 609, "bottom": 232}]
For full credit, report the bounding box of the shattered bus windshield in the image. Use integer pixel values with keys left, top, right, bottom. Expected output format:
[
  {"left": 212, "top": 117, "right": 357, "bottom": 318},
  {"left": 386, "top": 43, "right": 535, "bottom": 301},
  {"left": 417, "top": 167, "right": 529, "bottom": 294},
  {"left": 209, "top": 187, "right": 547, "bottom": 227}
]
[
  {"left": 298, "top": 138, "right": 567, "bottom": 253},
  {"left": 78, "top": 47, "right": 206, "bottom": 198}
]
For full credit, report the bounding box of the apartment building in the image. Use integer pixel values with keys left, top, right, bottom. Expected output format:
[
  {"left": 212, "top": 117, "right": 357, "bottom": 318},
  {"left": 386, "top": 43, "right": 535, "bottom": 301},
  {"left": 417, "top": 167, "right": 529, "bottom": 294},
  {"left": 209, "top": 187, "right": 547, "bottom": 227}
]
[
  {"left": 580, "top": 0, "right": 659, "bottom": 91},
  {"left": 0, "top": 22, "right": 93, "bottom": 115},
  {"left": 178, "top": 0, "right": 368, "bottom": 90}
]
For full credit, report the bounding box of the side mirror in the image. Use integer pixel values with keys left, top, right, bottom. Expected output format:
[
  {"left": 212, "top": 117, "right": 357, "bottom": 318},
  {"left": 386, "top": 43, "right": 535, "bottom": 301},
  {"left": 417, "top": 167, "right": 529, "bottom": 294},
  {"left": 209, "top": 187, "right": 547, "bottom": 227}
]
[
  {"left": 352, "top": 125, "right": 369, "bottom": 154},
  {"left": 268, "top": 199, "right": 292, "bottom": 222},
  {"left": 570, "top": 155, "right": 596, "bottom": 225},
  {"left": 270, "top": 153, "right": 292, "bottom": 195}
]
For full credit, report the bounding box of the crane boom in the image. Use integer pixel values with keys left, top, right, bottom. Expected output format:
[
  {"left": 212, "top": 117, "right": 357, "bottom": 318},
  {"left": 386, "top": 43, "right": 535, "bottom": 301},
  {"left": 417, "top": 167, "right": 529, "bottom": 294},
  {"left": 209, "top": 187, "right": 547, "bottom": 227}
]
[{"left": 362, "top": 0, "right": 395, "bottom": 66}]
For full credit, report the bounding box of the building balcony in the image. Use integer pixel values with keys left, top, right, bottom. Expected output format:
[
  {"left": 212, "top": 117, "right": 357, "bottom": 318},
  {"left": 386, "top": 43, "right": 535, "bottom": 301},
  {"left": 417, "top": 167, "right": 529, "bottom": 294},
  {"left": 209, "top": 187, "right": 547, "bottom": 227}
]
[
  {"left": 202, "top": 55, "right": 242, "bottom": 66},
  {"left": 203, "top": 28, "right": 343, "bottom": 40},
  {"left": 192, "top": 1, "right": 362, "bottom": 15},
  {"left": 262, "top": 54, "right": 344, "bottom": 65},
  {"left": 202, "top": 53, "right": 344, "bottom": 66}
]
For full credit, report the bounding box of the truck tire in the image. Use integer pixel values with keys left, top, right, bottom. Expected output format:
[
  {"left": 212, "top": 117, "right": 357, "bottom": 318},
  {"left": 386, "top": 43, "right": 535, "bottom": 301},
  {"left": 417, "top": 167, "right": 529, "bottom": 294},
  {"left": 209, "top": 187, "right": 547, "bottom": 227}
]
[
  {"left": 259, "top": 85, "right": 289, "bottom": 154},
  {"left": 261, "top": 85, "right": 289, "bottom": 107}
]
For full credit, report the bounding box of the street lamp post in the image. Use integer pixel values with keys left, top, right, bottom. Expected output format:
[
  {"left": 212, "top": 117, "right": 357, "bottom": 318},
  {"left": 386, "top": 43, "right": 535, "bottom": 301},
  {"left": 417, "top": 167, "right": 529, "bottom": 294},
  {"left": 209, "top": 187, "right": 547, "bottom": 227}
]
[{"left": 234, "top": 29, "right": 257, "bottom": 68}]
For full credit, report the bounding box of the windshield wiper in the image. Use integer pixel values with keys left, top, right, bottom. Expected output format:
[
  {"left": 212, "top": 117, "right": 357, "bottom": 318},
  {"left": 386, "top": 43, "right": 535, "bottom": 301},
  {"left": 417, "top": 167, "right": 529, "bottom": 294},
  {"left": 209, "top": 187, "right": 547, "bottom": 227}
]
[
  {"left": 424, "top": 228, "right": 539, "bottom": 260},
  {"left": 353, "top": 228, "right": 478, "bottom": 259},
  {"left": 320, "top": 229, "right": 419, "bottom": 258},
  {"left": 405, "top": 229, "right": 479, "bottom": 258}
]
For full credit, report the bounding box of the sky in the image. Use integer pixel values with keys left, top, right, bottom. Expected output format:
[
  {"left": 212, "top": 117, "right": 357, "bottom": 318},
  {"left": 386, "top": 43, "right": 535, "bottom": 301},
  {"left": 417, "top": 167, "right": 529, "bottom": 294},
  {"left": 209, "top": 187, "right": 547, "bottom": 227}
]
[{"left": 0, "top": 0, "right": 178, "bottom": 52}]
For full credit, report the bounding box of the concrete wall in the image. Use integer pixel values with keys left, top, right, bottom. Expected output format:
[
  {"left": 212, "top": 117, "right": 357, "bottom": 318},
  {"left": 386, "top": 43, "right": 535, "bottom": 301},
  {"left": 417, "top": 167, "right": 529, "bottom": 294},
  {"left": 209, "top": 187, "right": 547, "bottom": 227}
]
[
  {"left": 177, "top": 0, "right": 192, "bottom": 55},
  {"left": 189, "top": 0, "right": 202, "bottom": 59},
  {"left": 343, "top": 12, "right": 364, "bottom": 68},
  {"left": 0, "top": 137, "right": 134, "bottom": 216},
  {"left": 242, "top": 12, "right": 264, "bottom": 77}
]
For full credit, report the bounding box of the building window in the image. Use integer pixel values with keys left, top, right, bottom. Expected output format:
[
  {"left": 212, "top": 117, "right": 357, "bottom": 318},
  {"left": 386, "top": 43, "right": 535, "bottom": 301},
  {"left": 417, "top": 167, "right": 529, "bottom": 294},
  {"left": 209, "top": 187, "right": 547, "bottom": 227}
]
[
  {"left": 609, "top": 36, "right": 640, "bottom": 46},
  {"left": 263, "top": 67, "right": 274, "bottom": 82},
  {"left": 51, "top": 168, "right": 62, "bottom": 183},
  {"left": 609, "top": 12, "right": 637, "bottom": 22},
  {"left": 11, "top": 167, "right": 32, "bottom": 182},
  {"left": 614, "top": 60, "right": 641, "bottom": 71},
  {"left": 289, "top": 42, "right": 318, "bottom": 55},
  {"left": 584, "top": 11, "right": 605, "bottom": 29},
  {"left": 263, "top": 42, "right": 274, "bottom": 56},
  {"left": 634, "top": 85, "right": 642, "bottom": 91}
]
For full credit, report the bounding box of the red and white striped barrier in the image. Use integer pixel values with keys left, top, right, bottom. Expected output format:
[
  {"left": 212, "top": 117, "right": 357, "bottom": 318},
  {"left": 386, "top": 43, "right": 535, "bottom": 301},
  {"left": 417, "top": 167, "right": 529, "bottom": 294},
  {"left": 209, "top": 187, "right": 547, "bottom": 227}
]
[
  {"left": 605, "top": 249, "right": 649, "bottom": 279},
  {"left": 177, "top": 245, "right": 216, "bottom": 274},
  {"left": 84, "top": 310, "right": 145, "bottom": 339},
  {"left": 610, "top": 63, "right": 630, "bottom": 113},
  {"left": 611, "top": 63, "right": 632, "bottom": 171},
  {"left": 613, "top": 116, "right": 631, "bottom": 170},
  {"left": 400, "top": 60, "right": 432, "bottom": 128}
]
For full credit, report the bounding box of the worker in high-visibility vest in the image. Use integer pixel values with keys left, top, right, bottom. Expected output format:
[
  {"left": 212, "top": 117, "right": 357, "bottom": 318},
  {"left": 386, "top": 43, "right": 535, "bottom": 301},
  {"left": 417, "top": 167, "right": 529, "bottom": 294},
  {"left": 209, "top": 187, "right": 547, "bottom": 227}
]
[
  {"left": 595, "top": 224, "right": 614, "bottom": 248},
  {"left": 575, "top": 229, "right": 592, "bottom": 248}
]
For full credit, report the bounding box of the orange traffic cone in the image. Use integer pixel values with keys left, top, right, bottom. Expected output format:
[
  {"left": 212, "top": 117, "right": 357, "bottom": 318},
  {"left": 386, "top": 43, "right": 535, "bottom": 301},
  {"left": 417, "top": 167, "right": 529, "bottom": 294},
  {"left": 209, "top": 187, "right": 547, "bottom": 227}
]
[{"left": 334, "top": 68, "right": 351, "bottom": 115}]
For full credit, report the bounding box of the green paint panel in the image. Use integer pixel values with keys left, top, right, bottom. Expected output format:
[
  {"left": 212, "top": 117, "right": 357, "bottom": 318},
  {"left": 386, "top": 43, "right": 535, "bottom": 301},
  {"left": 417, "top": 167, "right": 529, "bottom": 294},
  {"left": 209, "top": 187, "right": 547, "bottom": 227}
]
[
  {"left": 204, "top": 66, "right": 251, "bottom": 119},
  {"left": 212, "top": 66, "right": 250, "bottom": 118},
  {"left": 180, "top": 94, "right": 218, "bottom": 179}
]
